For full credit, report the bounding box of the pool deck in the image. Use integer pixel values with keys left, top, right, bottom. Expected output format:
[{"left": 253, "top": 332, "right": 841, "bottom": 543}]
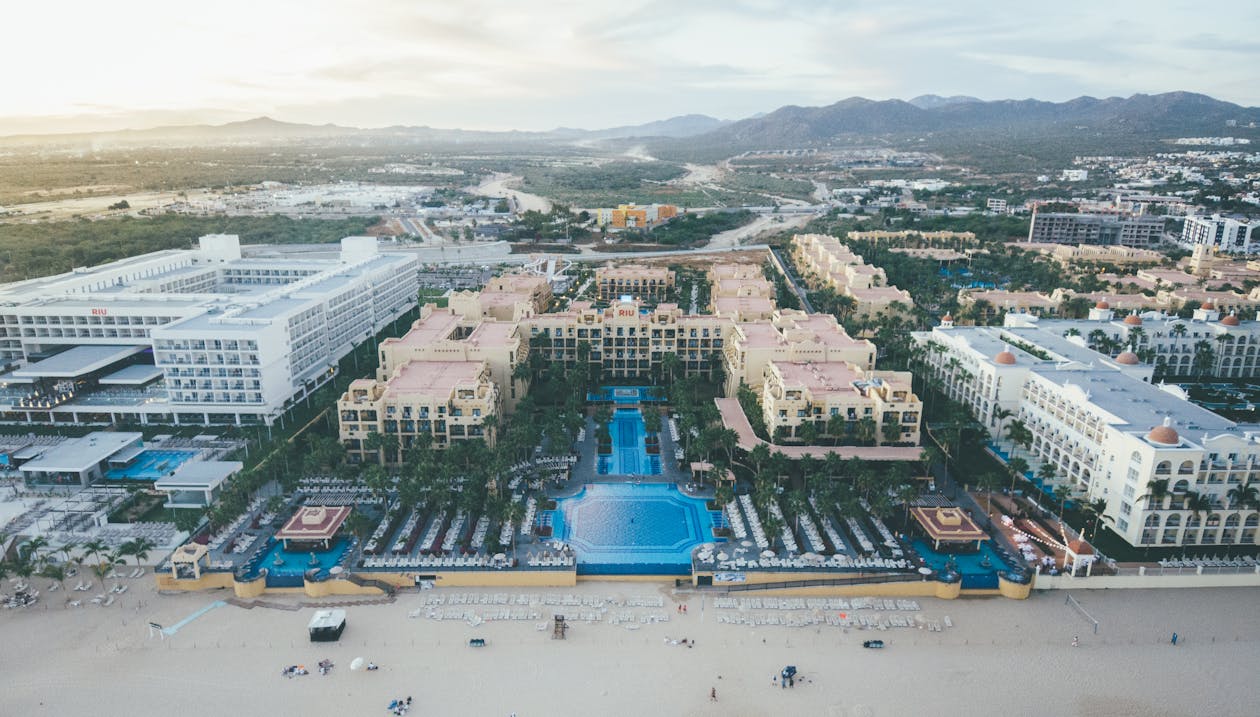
[{"left": 550, "top": 412, "right": 703, "bottom": 500}]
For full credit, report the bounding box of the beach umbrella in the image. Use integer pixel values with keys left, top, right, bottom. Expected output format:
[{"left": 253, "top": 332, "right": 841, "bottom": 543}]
[
  {"left": 716, "top": 552, "right": 729, "bottom": 560},
  {"left": 350, "top": 657, "right": 365, "bottom": 671},
  {"left": 761, "top": 550, "right": 775, "bottom": 558},
  {"left": 493, "top": 553, "right": 507, "bottom": 561}
]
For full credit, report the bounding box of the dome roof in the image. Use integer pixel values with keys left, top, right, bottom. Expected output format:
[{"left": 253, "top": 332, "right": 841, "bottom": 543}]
[
  {"left": 941, "top": 313, "right": 953, "bottom": 323},
  {"left": 1094, "top": 299, "right": 1110, "bottom": 310},
  {"left": 994, "top": 345, "right": 1017, "bottom": 365},
  {"left": 1067, "top": 539, "right": 1094, "bottom": 555},
  {"left": 1148, "top": 417, "right": 1179, "bottom": 446},
  {"left": 1123, "top": 313, "right": 1143, "bottom": 326},
  {"left": 1200, "top": 300, "right": 1214, "bottom": 310},
  {"left": 1115, "top": 351, "right": 1140, "bottom": 365},
  {"left": 1221, "top": 313, "right": 1240, "bottom": 326}
]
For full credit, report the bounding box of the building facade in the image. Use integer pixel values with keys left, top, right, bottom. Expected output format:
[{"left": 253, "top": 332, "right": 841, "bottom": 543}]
[
  {"left": 0, "top": 235, "right": 418, "bottom": 426},
  {"left": 1027, "top": 212, "right": 1165, "bottom": 247},
  {"left": 594, "top": 265, "right": 675, "bottom": 303},
  {"left": 1180, "top": 214, "right": 1259, "bottom": 254},
  {"left": 791, "top": 233, "right": 914, "bottom": 317}
]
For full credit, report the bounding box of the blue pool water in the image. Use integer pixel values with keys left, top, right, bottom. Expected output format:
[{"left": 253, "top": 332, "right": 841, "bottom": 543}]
[
  {"left": 551, "top": 483, "right": 718, "bottom": 574},
  {"left": 587, "top": 386, "right": 664, "bottom": 404},
  {"left": 912, "top": 538, "right": 1013, "bottom": 590},
  {"left": 598, "top": 408, "right": 661, "bottom": 476},
  {"left": 247, "top": 537, "right": 350, "bottom": 587},
  {"left": 105, "top": 449, "right": 198, "bottom": 480}
]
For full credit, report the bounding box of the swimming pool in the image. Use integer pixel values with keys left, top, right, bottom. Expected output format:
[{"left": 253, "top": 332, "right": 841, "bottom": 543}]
[
  {"left": 598, "top": 408, "right": 661, "bottom": 476},
  {"left": 912, "top": 538, "right": 1013, "bottom": 590},
  {"left": 587, "top": 386, "right": 665, "bottom": 404},
  {"left": 550, "top": 483, "right": 719, "bottom": 574},
  {"left": 105, "top": 449, "right": 198, "bottom": 480},
  {"left": 245, "top": 537, "right": 351, "bottom": 587}
]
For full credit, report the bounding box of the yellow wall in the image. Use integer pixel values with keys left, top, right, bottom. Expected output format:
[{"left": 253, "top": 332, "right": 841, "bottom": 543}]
[{"left": 154, "top": 571, "right": 235, "bottom": 592}]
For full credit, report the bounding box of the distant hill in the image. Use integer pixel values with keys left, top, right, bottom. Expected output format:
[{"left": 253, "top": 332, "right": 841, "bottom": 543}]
[
  {"left": 653, "top": 91, "right": 1260, "bottom": 159},
  {"left": 907, "top": 94, "right": 982, "bottom": 109}
]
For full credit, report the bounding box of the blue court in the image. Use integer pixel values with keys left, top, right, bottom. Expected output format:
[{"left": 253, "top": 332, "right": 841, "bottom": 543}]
[{"left": 551, "top": 483, "right": 718, "bottom": 574}]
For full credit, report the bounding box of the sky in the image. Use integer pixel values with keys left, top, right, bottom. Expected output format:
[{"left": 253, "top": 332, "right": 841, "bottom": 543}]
[{"left": 3, "top": 0, "right": 1259, "bottom": 134}]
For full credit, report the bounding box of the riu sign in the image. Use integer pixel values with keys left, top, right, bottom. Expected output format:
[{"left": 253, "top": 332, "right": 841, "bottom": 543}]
[
  {"left": 617, "top": 308, "right": 635, "bottom": 318},
  {"left": 91, "top": 308, "right": 108, "bottom": 316}
]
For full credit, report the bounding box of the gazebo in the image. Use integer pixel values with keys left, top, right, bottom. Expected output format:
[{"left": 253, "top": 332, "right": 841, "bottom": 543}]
[
  {"left": 170, "top": 542, "right": 209, "bottom": 580},
  {"left": 274, "top": 505, "right": 352, "bottom": 551},
  {"left": 910, "top": 506, "right": 988, "bottom": 551}
]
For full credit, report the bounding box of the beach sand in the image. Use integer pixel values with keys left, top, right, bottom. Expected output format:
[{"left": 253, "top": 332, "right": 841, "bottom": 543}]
[{"left": 1, "top": 581, "right": 1256, "bottom": 716}]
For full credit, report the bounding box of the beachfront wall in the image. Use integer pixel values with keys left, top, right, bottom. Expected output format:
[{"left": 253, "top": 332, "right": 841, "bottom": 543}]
[
  {"left": 157, "top": 568, "right": 577, "bottom": 598},
  {"left": 367, "top": 570, "right": 576, "bottom": 589},
  {"left": 155, "top": 571, "right": 236, "bottom": 592},
  {"left": 693, "top": 571, "right": 1031, "bottom": 600},
  {"left": 1032, "top": 567, "right": 1260, "bottom": 591}
]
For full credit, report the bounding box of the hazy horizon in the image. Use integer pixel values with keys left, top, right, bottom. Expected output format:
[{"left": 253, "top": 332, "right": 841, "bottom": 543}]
[{"left": 3, "top": 0, "right": 1259, "bottom": 135}]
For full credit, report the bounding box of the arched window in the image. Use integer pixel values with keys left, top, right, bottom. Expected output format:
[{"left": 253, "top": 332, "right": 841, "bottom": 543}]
[
  {"left": 1130, "top": 451, "right": 1142, "bottom": 464},
  {"left": 1178, "top": 461, "right": 1194, "bottom": 475},
  {"left": 1187, "top": 514, "right": 1202, "bottom": 528},
  {"left": 1205, "top": 513, "right": 1221, "bottom": 527},
  {"left": 1173, "top": 479, "right": 1190, "bottom": 493},
  {"left": 1245, "top": 515, "right": 1259, "bottom": 527},
  {"left": 1224, "top": 514, "right": 1240, "bottom": 527},
  {"left": 1156, "top": 461, "right": 1171, "bottom": 475},
  {"left": 1144, "top": 514, "right": 1161, "bottom": 527},
  {"left": 1165, "top": 514, "right": 1182, "bottom": 527}
]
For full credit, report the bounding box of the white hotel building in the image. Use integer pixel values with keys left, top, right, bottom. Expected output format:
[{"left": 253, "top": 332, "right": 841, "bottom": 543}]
[
  {"left": 0, "top": 235, "right": 418, "bottom": 426},
  {"left": 914, "top": 318, "right": 1260, "bottom": 548}
]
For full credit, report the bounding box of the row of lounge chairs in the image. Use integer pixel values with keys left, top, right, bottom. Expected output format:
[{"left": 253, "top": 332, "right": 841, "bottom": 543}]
[
  {"left": 362, "top": 554, "right": 512, "bottom": 569},
  {"left": 712, "top": 597, "right": 920, "bottom": 610}
]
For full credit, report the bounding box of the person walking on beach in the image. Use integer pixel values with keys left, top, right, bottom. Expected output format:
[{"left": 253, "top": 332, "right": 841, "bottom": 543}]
[
  {"left": 710, "top": 687, "right": 717, "bottom": 702},
  {"left": 1171, "top": 632, "right": 1178, "bottom": 645},
  {"left": 1072, "top": 635, "right": 1079, "bottom": 647}
]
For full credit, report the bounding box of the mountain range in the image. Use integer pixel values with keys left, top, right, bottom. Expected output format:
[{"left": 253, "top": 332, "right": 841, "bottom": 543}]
[{"left": 2, "top": 92, "right": 1256, "bottom": 151}]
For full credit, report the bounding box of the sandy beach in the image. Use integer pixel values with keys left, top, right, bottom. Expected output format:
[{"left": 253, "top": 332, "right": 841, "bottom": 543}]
[{"left": 1, "top": 581, "right": 1256, "bottom": 717}]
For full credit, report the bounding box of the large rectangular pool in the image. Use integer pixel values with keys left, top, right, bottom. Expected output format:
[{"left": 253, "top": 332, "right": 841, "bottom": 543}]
[
  {"left": 597, "top": 408, "right": 661, "bottom": 476},
  {"left": 105, "top": 449, "right": 198, "bottom": 480},
  {"left": 550, "top": 483, "right": 719, "bottom": 575}
]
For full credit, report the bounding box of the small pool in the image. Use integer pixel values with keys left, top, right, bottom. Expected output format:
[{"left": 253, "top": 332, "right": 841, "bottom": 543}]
[
  {"left": 597, "top": 408, "right": 661, "bottom": 476},
  {"left": 551, "top": 483, "right": 718, "bottom": 575},
  {"left": 105, "top": 450, "right": 198, "bottom": 480},
  {"left": 587, "top": 386, "right": 665, "bottom": 404},
  {"left": 912, "top": 538, "right": 1013, "bottom": 590},
  {"left": 246, "top": 537, "right": 351, "bottom": 587}
]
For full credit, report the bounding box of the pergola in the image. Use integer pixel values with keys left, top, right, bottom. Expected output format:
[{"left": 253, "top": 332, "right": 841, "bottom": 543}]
[
  {"left": 910, "top": 506, "right": 988, "bottom": 551},
  {"left": 275, "top": 505, "right": 351, "bottom": 551},
  {"left": 170, "top": 542, "right": 209, "bottom": 580}
]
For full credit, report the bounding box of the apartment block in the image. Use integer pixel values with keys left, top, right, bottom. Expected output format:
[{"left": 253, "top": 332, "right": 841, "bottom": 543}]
[
  {"left": 1180, "top": 214, "right": 1259, "bottom": 254},
  {"left": 791, "top": 234, "right": 914, "bottom": 317},
  {"left": 595, "top": 265, "right": 675, "bottom": 302},
  {"left": 1027, "top": 212, "right": 1165, "bottom": 247},
  {"left": 760, "top": 360, "right": 921, "bottom": 446}
]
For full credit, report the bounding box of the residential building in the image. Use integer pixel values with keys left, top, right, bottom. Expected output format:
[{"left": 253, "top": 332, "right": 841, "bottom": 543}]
[
  {"left": 0, "top": 235, "right": 418, "bottom": 427},
  {"left": 723, "top": 311, "right": 875, "bottom": 396},
  {"left": 593, "top": 204, "right": 679, "bottom": 229},
  {"left": 1027, "top": 212, "right": 1165, "bottom": 247},
  {"left": 709, "top": 263, "right": 776, "bottom": 320},
  {"left": 986, "top": 198, "right": 1008, "bottom": 213},
  {"left": 448, "top": 273, "right": 552, "bottom": 322},
  {"left": 1180, "top": 214, "right": 1259, "bottom": 254}
]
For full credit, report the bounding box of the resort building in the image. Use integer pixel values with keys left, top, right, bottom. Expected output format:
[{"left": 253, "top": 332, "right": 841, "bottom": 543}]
[
  {"left": 1027, "top": 212, "right": 1165, "bottom": 247},
  {"left": 791, "top": 234, "right": 914, "bottom": 317},
  {"left": 17, "top": 431, "right": 142, "bottom": 488},
  {"left": 594, "top": 265, "right": 675, "bottom": 303},
  {"left": 338, "top": 359, "right": 500, "bottom": 461},
  {"left": 526, "top": 298, "right": 727, "bottom": 380},
  {"left": 0, "top": 234, "right": 419, "bottom": 427},
  {"left": 593, "top": 203, "right": 679, "bottom": 229},
  {"left": 760, "top": 361, "right": 921, "bottom": 445},
  {"left": 1179, "top": 214, "right": 1259, "bottom": 254},
  {"left": 709, "top": 263, "right": 776, "bottom": 321},
  {"left": 448, "top": 273, "right": 552, "bottom": 322},
  {"left": 912, "top": 319, "right": 1260, "bottom": 547},
  {"left": 722, "top": 311, "right": 875, "bottom": 396},
  {"left": 957, "top": 290, "right": 1060, "bottom": 322}
]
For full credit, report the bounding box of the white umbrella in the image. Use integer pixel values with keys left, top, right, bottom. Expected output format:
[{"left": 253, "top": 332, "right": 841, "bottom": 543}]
[
  {"left": 717, "top": 552, "right": 729, "bottom": 561},
  {"left": 350, "top": 657, "right": 365, "bottom": 671},
  {"left": 761, "top": 550, "right": 776, "bottom": 558},
  {"left": 740, "top": 540, "right": 753, "bottom": 547},
  {"left": 493, "top": 553, "right": 507, "bottom": 561}
]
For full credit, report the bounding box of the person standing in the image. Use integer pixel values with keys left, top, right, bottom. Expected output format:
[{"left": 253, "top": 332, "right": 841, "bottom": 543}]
[
  {"left": 710, "top": 687, "right": 717, "bottom": 702},
  {"left": 1171, "top": 632, "right": 1178, "bottom": 645},
  {"left": 1072, "top": 635, "right": 1079, "bottom": 647}
]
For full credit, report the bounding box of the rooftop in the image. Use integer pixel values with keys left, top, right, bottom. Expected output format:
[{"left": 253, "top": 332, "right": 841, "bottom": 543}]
[
  {"left": 774, "top": 361, "right": 861, "bottom": 400},
  {"left": 18, "top": 432, "right": 143, "bottom": 474},
  {"left": 12, "top": 345, "right": 148, "bottom": 379},
  {"left": 390, "top": 309, "right": 463, "bottom": 348},
  {"left": 384, "top": 360, "right": 487, "bottom": 397},
  {"left": 275, "top": 505, "right": 351, "bottom": 543},
  {"left": 154, "top": 460, "right": 242, "bottom": 490}
]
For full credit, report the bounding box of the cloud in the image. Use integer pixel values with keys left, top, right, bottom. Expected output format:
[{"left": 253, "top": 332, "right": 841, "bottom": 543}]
[{"left": 0, "top": 0, "right": 1257, "bottom": 133}]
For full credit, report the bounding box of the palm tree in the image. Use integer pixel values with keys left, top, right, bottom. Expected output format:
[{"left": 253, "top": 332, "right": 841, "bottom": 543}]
[
  {"left": 1082, "top": 498, "right": 1108, "bottom": 539},
  {"left": 1226, "top": 481, "right": 1259, "bottom": 510},
  {"left": 91, "top": 550, "right": 125, "bottom": 589},
  {"left": 19, "top": 536, "right": 49, "bottom": 563},
  {"left": 40, "top": 562, "right": 67, "bottom": 591},
  {"left": 976, "top": 470, "right": 1003, "bottom": 514},
  {"left": 80, "top": 539, "right": 108, "bottom": 569},
  {"left": 1183, "top": 491, "right": 1212, "bottom": 524},
  {"left": 1035, "top": 462, "right": 1057, "bottom": 489},
  {"left": 1053, "top": 485, "right": 1073, "bottom": 519},
  {"left": 1007, "top": 457, "right": 1030, "bottom": 492},
  {"left": 1143, "top": 478, "right": 1171, "bottom": 510},
  {"left": 125, "top": 537, "right": 155, "bottom": 568},
  {"left": 1005, "top": 420, "right": 1032, "bottom": 458}
]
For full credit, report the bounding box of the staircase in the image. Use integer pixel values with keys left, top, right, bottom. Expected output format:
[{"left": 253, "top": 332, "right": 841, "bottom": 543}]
[{"left": 344, "top": 572, "right": 396, "bottom": 596}]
